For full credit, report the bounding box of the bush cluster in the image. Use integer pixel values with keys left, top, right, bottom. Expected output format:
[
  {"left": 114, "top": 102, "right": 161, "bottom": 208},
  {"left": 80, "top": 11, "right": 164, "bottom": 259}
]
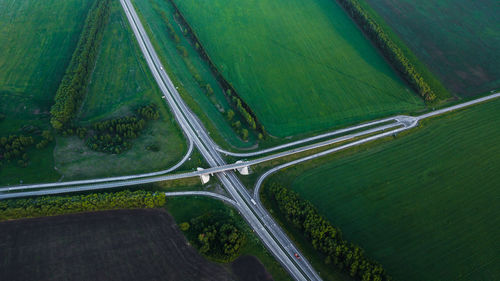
[
  {"left": 50, "top": 0, "right": 111, "bottom": 129},
  {"left": 82, "top": 104, "right": 160, "bottom": 154},
  {"left": 337, "top": 0, "right": 436, "bottom": 102},
  {"left": 0, "top": 190, "right": 166, "bottom": 221},
  {"left": 183, "top": 211, "right": 245, "bottom": 262},
  {"left": 268, "top": 183, "right": 391, "bottom": 281},
  {"left": 0, "top": 135, "right": 35, "bottom": 167}
]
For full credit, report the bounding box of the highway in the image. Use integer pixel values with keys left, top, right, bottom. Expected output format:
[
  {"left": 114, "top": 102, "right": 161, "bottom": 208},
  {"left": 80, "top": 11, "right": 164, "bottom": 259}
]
[
  {"left": 119, "top": 0, "right": 320, "bottom": 280},
  {"left": 3, "top": 93, "right": 498, "bottom": 195},
  {"left": 0, "top": 0, "right": 498, "bottom": 278}
]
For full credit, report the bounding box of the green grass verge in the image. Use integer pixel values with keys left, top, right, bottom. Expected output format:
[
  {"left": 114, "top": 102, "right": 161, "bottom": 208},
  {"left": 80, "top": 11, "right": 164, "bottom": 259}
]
[
  {"left": 267, "top": 98, "right": 500, "bottom": 280},
  {"left": 362, "top": 0, "right": 499, "bottom": 97},
  {"left": 53, "top": 0, "right": 187, "bottom": 180},
  {"left": 171, "top": 0, "right": 425, "bottom": 137},
  {"left": 166, "top": 197, "right": 291, "bottom": 281},
  {"left": 131, "top": 0, "right": 255, "bottom": 149}
]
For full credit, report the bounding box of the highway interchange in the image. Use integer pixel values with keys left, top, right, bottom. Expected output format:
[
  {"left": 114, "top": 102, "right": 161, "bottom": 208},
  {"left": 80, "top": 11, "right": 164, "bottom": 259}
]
[{"left": 1, "top": 0, "right": 499, "bottom": 279}]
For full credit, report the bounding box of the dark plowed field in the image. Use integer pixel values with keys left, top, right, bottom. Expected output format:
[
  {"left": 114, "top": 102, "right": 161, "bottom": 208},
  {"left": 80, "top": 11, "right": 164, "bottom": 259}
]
[{"left": 0, "top": 209, "right": 272, "bottom": 281}]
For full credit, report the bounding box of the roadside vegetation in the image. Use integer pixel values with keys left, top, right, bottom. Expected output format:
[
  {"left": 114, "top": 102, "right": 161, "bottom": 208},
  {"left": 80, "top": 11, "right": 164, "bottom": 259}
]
[
  {"left": 267, "top": 183, "right": 390, "bottom": 281},
  {"left": 133, "top": 0, "right": 261, "bottom": 145},
  {"left": 362, "top": 0, "right": 499, "bottom": 96},
  {"left": 264, "top": 98, "right": 500, "bottom": 281},
  {"left": 166, "top": 0, "right": 266, "bottom": 138},
  {"left": 0, "top": 190, "right": 165, "bottom": 221}
]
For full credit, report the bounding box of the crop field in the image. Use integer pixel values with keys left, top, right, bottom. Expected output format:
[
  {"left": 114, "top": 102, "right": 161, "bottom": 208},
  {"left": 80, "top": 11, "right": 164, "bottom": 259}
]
[
  {"left": 0, "top": 0, "right": 93, "bottom": 185},
  {"left": 269, "top": 98, "right": 500, "bottom": 280},
  {"left": 0, "top": 209, "right": 266, "bottom": 281},
  {"left": 53, "top": 0, "right": 186, "bottom": 180},
  {"left": 363, "top": 0, "right": 500, "bottom": 96},
  {"left": 166, "top": 197, "right": 290, "bottom": 281},
  {"left": 171, "top": 0, "right": 424, "bottom": 137},
  {"left": 0, "top": 0, "right": 92, "bottom": 134},
  {"left": 132, "top": 0, "right": 254, "bottom": 148}
]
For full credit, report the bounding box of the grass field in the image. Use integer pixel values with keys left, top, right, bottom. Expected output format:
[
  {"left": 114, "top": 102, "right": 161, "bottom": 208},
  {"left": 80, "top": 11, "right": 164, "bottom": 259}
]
[
  {"left": 363, "top": 0, "right": 500, "bottom": 96},
  {"left": 0, "top": 0, "right": 92, "bottom": 134},
  {"left": 171, "top": 0, "right": 424, "bottom": 137},
  {"left": 132, "top": 0, "right": 254, "bottom": 149},
  {"left": 0, "top": 0, "right": 93, "bottom": 185},
  {"left": 54, "top": 0, "right": 186, "bottom": 180},
  {"left": 166, "top": 197, "right": 291, "bottom": 281},
  {"left": 0, "top": 209, "right": 267, "bottom": 281},
  {"left": 267, "top": 98, "right": 500, "bottom": 280}
]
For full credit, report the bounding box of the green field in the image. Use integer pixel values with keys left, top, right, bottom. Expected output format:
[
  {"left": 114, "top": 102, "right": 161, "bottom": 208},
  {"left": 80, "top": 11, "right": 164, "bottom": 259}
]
[
  {"left": 0, "top": 0, "right": 186, "bottom": 184},
  {"left": 0, "top": 0, "right": 92, "bottom": 134},
  {"left": 54, "top": 0, "right": 186, "bottom": 180},
  {"left": 0, "top": 0, "right": 92, "bottom": 184},
  {"left": 166, "top": 197, "right": 290, "bottom": 281},
  {"left": 171, "top": 0, "right": 424, "bottom": 137},
  {"left": 363, "top": 0, "right": 500, "bottom": 96},
  {"left": 269, "top": 98, "right": 500, "bottom": 280}
]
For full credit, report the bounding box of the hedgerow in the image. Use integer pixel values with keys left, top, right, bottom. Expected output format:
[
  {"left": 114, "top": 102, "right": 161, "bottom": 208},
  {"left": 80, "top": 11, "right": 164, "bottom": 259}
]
[
  {"left": 0, "top": 190, "right": 165, "bottom": 221},
  {"left": 50, "top": 0, "right": 111, "bottom": 129}
]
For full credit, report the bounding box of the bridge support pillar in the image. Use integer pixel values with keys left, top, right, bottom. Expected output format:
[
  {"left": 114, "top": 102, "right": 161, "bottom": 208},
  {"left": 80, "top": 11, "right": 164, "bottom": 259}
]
[
  {"left": 235, "top": 161, "right": 250, "bottom": 175},
  {"left": 197, "top": 167, "right": 210, "bottom": 184}
]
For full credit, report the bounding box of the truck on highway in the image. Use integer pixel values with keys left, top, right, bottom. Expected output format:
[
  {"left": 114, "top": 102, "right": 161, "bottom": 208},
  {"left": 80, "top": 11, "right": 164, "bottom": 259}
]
[{"left": 251, "top": 199, "right": 257, "bottom": 205}]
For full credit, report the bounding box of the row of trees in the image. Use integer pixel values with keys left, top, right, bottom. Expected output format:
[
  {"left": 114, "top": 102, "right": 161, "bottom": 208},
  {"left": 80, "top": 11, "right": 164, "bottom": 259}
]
[
  {"left": 336, "top": 0, "right": 436, "bottom": 102},
  {"left": 268, "top": 183, "right": 391, "bottom": 281},
  {"left": 84, "top": 104, "right": 160, "bottom": 154},
  {"left": 181, "top": 211, "right": 246, "bottom": 262},
  {"left": 167, "top": 0, "right": 266, "bottom": 138},
  {"left": 0, "top": 190, "right": 166, "bottom": 221},
  {"left": 50, "top": 0, "right": 111, "bottom": 130}
]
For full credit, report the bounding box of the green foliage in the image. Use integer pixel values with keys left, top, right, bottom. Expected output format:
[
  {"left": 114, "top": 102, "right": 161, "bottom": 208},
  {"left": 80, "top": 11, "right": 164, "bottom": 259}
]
[
  {"left": 268, "top": 183, "right": 391, "bottom": 281},
  {"left": 183, "top": 210, "right": 245, "bottom": 262},
  {"left": 179, "top": 222, "right": 190, "bottom": 231},
  {"left": 336, "top": 0, "right": 436, "bottom": 102},
  {"left": 0, "top": 135, "right": 35, "bottom": 162},
  {"left": 81, "top": 104, "right": 160, "bottom": 154},
  {"left": 0, "top": 190, "right": 166, "bottom": 221},
  {"left": 50, "top": 0, "right": 111, "bottom": 129},
  {"left": 137, "top": 104, "right": 160, "bottom": 120},
  {"left": 226, "top": 109, "right": 235, "bottom": 121}
]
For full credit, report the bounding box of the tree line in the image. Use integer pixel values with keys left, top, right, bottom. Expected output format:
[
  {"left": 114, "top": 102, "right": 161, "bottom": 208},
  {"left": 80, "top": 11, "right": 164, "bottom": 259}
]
[
  {"left": 267, "top": 183, "right": 391, "bottom": 281},
  {"left": 50, "top": 0, "right": 111, "bottom": 130},
  {"left": 166, "top": 0, "right": 266, "bottom": 138},
  {"left": 0, "top": 190, "right": 166, "bottom": 221},
  {"left": 180, "top": 210, "right": 246, "bottom": 262},
  {"left": 336, "top": 0, "right": 436, "bottom": 102}
]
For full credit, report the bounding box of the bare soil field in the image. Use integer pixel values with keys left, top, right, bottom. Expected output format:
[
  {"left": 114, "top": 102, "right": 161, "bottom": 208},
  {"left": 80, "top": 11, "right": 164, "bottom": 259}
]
[{"left": 0, "top": 209, "right": 271, "bottom": 281}]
